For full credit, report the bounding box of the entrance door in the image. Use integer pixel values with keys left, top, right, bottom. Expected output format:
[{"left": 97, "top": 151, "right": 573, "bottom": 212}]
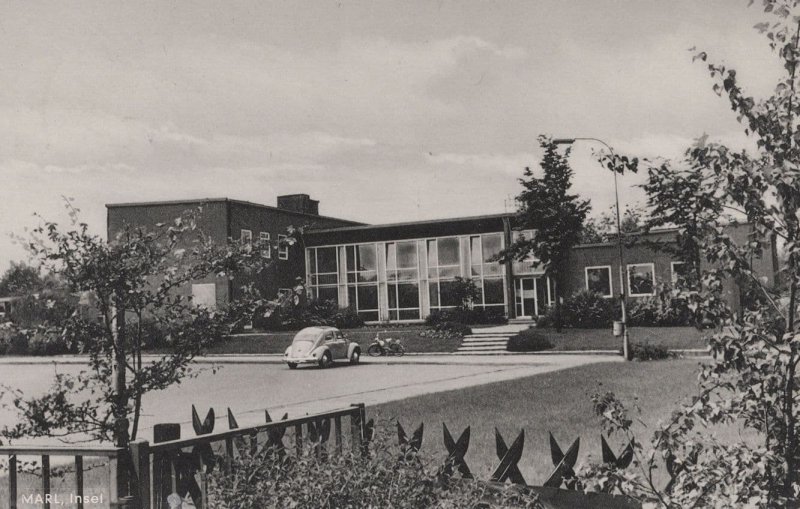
[{"left": 515, "top": 277, "right": 538, "bottom": 318}]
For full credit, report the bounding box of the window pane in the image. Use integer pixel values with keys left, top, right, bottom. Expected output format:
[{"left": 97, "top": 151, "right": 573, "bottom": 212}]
[
  {"left": 346, "top": 246, "right": 355, "bottom": 272},
  {"left": 482, "top": 233, "right": 502, "bottom": 262},
  {"left": 629, "top": 265, "right": 655, "bottom": 295},
  {"left": 484, "top": 278, "right": 505, "bottom": 305},
  {"left": 397, "top": 283, "right": 419, "bottom": 308},
  {"left": 586, "top": 267, "right": 611, "bottom": 296},
  {"left": 308, "top": 249, "right": 317, "bottom": 274},
  {"left": 397, "top": 242, "right": 417, "bottom": 268},
  {"left": 437, "top": 237, "right": 460, "bottom": 267},
  {"left": 388, "top": 284, "right": 398, "bottom": 309},
  {"left": 357, "top": 285, "right": 378, "bottom": 310},
  {"left": 358, "top": 310, "right": 379, "bottom": 321},
  {"left": 438, "top": 266, "right": 460, "bottom": 279},
  {"left": 471, "top": 265, "right": 482, "bottom": 277},
  {"left": 317, "top": 247, "right": 337, "bottom": 274},
  {"left": 357, "top": 244, "right": 377, "bottom": 271},
  {"left": 483, "top": 263, "right": 503, "bottom": 277},
  {"left": 399, "top": 309, "right": 420, "bottom": 320},
  {"left": 317, "top": 274, "right": 337, "bottom": 285},
  {"left": 397, "top": 268, "right": 418, "bottom": 282},
  {"left": 348, "top": 285, "right": 357, "bottom": 308},
  {"left": 316, "top": 286, "right": 338, "bottom": 306},
  {"left": 439, "top": 280, "right": 462, "bottom": 307},
  {"left": 429, "top": 282, "right": 439, "bottom": 307},
  {"left": 357, "top": 270, "right": 377, "bottom": 283}
]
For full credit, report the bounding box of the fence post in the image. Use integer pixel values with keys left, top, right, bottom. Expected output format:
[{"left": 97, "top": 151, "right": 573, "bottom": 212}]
[
  {"left": 350, "top": 404, "right": 364, "bottom": 452},
  {"left": 75, "top": 456, "right": 84, "bottom": 509},
  {"left": 130, "top": 440, "right": 152, "bottom": 509},
  {"left": 9, "top": 454, "right": 17, "bottom": 509},
  {"left": 153, "top": 424, "right": 181, "bottom": 509}
]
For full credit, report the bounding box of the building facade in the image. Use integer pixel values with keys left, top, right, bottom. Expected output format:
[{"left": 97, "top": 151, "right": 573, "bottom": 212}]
[
  {"left": 106, "top": 195, "right": 362, "bottom": 307},
  {"left": 107, "top": 197, "right": 779, "bottom": 323}
]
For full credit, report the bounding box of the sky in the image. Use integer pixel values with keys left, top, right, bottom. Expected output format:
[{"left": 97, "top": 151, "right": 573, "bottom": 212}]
[{"left": 0, "top": 0, "right": 783, "bottom": 270}]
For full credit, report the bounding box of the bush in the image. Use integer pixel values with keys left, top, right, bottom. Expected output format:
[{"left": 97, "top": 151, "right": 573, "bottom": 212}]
[
  {"left": 254, "top": 300, "right": 365, "bottom": 332},
  {"left": 627, "top": 342, "right": 672, "bottom": 361},
  {"left": 421, "top": 321, "right": 472, "bottom": 339},
  {"left": 626, "top": 294, "right": 691, "bottom": 327},
  {"left": 206, "top": 426, "right": 544, "bottom": 509},
  {"left": 425, "top": 307, "right": 507, "bottom": 326},
  {"left": 507, "top": 330, "right": 554, "bottom": 352},
  {"left": 558, "top": 291, "right": 619, "bottom": 328}
]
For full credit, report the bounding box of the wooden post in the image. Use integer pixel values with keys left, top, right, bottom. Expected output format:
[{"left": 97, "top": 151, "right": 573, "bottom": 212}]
[
  {"left": 42, "top": 455, "right": 50, "bottom": 509},
  {"left": 153, "top": 424, "right": 181, "bottom": 509},
  {"left": 350, "top": 404, "right": 363, "bottom": 452},
  {"left": 130, "top": 440, "right": 151, "bottom": 509},
  {"left": 334, "top": 416, "right": 343, "bottom": 455},
  {"left": 224, "top": 437, "right": 234, "bottom": 474},
  {"left": 75, "top": 456, "right": 84, "bottom": 509},
  {"left": 294, "top": 424, "right": 303, "bottom": 456},
  {"left": 9, "top": 454, "right": 17, "bottom": 509}
]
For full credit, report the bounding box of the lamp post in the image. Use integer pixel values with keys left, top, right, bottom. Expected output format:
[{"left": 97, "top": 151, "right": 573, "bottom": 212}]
[{"left": 553, "top": 137, "right": 630, "bottom": 360}]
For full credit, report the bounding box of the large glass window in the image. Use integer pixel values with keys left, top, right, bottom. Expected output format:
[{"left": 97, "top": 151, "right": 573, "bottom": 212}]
[
  {"left": 386, "top": 242, "right": 420, "bottom": 320},
  {"left": 628, "top": 263, "right": 655, "bottom": 297},
  {"left": 585, "top": 266, "right": 613, "bottom": 298}
]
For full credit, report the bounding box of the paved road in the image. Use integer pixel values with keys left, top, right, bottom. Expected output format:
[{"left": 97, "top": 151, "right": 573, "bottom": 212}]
[{"left": 0, "top": 354, "right": 620, "bottom": 442}]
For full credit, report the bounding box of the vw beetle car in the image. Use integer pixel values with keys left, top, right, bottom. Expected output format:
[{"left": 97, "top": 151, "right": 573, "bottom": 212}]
[{"left": 284, "top": 326, "right": 361, "bottom": 369}]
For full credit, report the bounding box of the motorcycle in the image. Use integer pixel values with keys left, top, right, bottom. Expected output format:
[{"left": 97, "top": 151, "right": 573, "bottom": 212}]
[{"left": 367, "top": 335, "right": 405, "bottom": 357}]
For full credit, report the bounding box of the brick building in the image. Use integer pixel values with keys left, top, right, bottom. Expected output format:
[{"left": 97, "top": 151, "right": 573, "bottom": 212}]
[
  {"left": 107, "top": 197, "right": 779, "bottom": 323},
  {"left": 106, "top": 195, "right": 362, "bottom": 307}
]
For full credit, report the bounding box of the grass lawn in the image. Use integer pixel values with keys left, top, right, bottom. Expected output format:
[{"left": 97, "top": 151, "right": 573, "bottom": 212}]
[
  {"left": 196, "top": 328, "right": 463, "bottom": 355},
  {"left": 524, "top": 326, "right": 709, "bottom": 351},
  {"left": 369, "top": 359, "right": 703, "bottom": 484}
]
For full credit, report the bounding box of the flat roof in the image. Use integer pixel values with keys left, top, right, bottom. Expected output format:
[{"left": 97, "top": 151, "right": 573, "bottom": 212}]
[
  {"left": 106, "top": 197, "right": 364, "bottom": 226},
  {"left": 306, "top": 212, "right": 512, "bottom": 246},
  {"left": 308, "top": 212, "right": 513, "bottom": 234}
]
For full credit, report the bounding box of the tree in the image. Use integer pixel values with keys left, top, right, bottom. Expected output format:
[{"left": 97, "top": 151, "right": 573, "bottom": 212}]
[
  {"left": 578, "top": 1, "right": 800, "bottom": 504},
  {"left": 0, "top": 262, "right": 45, "bottom": 297},
  {"left": 0, "top": 202, "right": 295, "bottom": 450},
  {"left": 579, "top": 205, "right": 646, "bottom": 244},
  {"left": 499, "top": 135, "right": 591, "bottom": 329}
]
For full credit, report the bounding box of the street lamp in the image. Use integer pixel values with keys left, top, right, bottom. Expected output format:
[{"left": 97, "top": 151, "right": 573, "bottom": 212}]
[{"left": 553, "top": 137, "right": 631, "bottom": 361}]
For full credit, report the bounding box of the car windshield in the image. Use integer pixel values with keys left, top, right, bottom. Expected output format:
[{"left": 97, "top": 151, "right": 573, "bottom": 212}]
[{"left": 293, "top": 330, "right": 322, "bottom": 344}]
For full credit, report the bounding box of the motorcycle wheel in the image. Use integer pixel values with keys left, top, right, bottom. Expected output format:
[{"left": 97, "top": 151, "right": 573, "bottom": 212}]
[{"left": 367, "top": 344, "right": 384, "bottom": 357}]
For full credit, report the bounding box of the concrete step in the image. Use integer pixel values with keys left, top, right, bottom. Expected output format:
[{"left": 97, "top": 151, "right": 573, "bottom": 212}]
[
  {"left": 457, "top": 345, "right": 510, "bottom": 351},
  {"left": 453, "top": 350, "right": 513, "bottom": 355},
  {"left": 461, "top": 337, "right": 510, "bottom": 343},
  {"left": 463, "top": 334, "right": 512, "bottom": 339}
]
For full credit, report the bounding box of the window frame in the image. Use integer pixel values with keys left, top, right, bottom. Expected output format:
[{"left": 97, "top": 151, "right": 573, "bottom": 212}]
[
  {"left": 240, "top": 229, "right": 252, "bottom": 244},
  {"left": 259, "top": 232, "right": 271, "bottom": 259},
  {"left": 585, "top": 265, "right": 613, "bottom": 298},
  {"left": 627, "top": 262, "right": 656, "bottom": 297},
  {"left": 278, "top": 234, "right": 289, "bottom": 260}
]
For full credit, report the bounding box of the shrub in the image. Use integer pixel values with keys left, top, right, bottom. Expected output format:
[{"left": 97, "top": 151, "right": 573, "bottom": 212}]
[
  {"left": 254, "top": 300, "right": 365, "bottom": 332},
  {"left": 558, "top": 291, "right": 618, "bottom": 328},
  {"left": 627, "top": 342, "right": 672, "bottom": 361},
  {"left": 26, "top": 330, "right": 72, "bottom": 356},
  {"left": 206, "top": 426, "right": 544, "bottom": 509},
  {"left": 626, "top": 293, "right": 691, "bottom": 327},
  {"left": 425, "top": 307, "right": 507, "bottom": 326},
  {"left": 507, "top": 330, "right": 554, "bottom": 352},
  {"left": 421, "top": 321, "right": 472, "bottom": 339}
]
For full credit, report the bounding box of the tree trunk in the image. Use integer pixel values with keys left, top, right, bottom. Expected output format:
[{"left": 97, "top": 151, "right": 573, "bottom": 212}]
[
  {"left": 113, "top": 299, "right": 129, "bottom": 449},
  {"left": 553, "top": 278, "right": 562, "bottom": 332}
]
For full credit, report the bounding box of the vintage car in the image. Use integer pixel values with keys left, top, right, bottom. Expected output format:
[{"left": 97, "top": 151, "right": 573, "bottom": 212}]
[{"left": 284, "top": 326, "right": 361, "bottom": 369}]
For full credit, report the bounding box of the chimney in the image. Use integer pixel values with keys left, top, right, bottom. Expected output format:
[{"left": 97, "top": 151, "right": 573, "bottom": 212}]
[{"left": 277, "top": 194, "right": 319, "bottom": 215}]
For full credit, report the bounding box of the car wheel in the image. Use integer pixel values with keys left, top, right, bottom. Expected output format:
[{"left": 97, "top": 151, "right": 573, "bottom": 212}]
[
  {"left": 287, "top": 363, "right": 298, "bottom": 370},
  {"left": 350, "top": 349, "right": 360, "bottom": 365},
  {"left": 319, "top": 351, "right": 332, "bottom": 369}
]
